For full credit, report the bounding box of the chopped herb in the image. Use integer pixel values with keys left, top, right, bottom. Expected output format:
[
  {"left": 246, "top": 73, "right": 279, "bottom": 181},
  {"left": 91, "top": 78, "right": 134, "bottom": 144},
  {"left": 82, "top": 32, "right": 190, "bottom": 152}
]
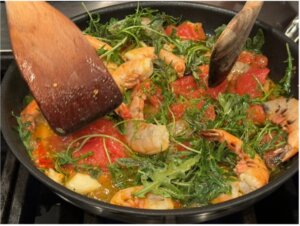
[
  {"left": 279, "top": 44, "right": 294, "bottom": 96},
  {"left": 244, "top": 29, "right": 265, "bottom": 54}
]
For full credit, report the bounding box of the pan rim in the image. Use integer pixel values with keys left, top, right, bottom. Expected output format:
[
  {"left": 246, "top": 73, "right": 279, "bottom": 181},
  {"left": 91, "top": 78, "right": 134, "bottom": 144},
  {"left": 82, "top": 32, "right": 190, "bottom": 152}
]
[{"left": 1, "top": 1, "right": 298, "bottom": 218}]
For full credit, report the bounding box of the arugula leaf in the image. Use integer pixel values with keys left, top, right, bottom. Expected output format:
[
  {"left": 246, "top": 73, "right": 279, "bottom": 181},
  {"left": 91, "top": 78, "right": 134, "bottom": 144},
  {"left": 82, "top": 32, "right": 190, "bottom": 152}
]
[
  {"left": 14, "top": 113, "right": 33, "bottom": 156},
  {"left": 135, "top": 156, "right": 200, "bottom": 198},
  {"left": 279, "top": 44, "right": 294, "bottom": 96},
  {"left": 244, "top": 29, "right": 265, "bottom": 53}
]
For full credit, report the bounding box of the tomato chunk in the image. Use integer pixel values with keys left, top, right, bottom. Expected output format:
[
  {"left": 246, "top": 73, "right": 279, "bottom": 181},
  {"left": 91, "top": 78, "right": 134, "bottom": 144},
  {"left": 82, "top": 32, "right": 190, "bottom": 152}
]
[
  {"left": 72, "top": 119, "right": 127, "bottom": 170},
  {"left": 235, "top": 68, "right": 270, "bottom": 98},
  {"left": 170, "top": 103, "right": 186, "bottom": 120},
  {"left": 238, "top": 51, "right": 255, "bottom": 64},
  {"left": 206, "top": 79, "right": 228, "bottom": 99},
  {"left": 32, "top": 143, "right": 54, "bottom": 169},
  {"left": 197, "top": 101, "right": 216, "bottom": 121},
  {"left": 171, "top": 76, "right": 198, "bottom": 97},
  {"left": 165, "top": 22, "right": 206, "bottom": 41},
  {"left": 247, "top": 105, "right": 266, "bottom": 124}
]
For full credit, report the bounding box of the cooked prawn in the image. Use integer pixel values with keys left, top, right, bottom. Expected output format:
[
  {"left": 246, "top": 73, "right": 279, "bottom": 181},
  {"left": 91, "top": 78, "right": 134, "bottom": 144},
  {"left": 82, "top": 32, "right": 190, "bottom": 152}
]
[
  {"left": 124, "top": 47, "right": 185, "bottom": 77},
  {"left": 123, "top": 47, "right": 157, "bottom": 61},
  {"left": 112, "top": 58, "right": 153, "bottom": 92},
  {"left": 85, "top": 34, "right": 112, "bottom": 51},
  {"left": 110, "top": 186, "right": 175, "bottom": 209},
  {"left": 201, "top": 129, "right": 269, "bottom": 198},
  {"left": 211, "top": 182, "right": 241, "bottom": 204},
  {"left": 159, "top": 49, "right": 185, "bottom": 77},
  {"left": 124, "top": 86, "right": 170, "bottom": 155},
  {"left": 103, "top": 61, "right": 118, "bottom": 74},
  {"left": 263, "top": 97, "right": 299, "bottom": 167}
]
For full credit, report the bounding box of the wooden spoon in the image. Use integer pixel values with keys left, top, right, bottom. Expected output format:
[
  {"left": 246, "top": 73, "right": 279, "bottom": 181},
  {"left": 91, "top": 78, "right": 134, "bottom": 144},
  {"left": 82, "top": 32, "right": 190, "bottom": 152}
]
[
  {"left": 208, "top": 1, "right": 263, "bottom": 87},
  {"left": 6, "top": 2, "right": 123, "bottom": 135}
]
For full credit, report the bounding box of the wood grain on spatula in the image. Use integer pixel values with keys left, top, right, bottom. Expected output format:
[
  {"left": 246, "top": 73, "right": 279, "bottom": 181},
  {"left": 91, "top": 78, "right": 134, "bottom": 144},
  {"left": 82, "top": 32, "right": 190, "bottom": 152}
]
[
  {"left": 208, "top": 1, "right": 263, "bottom": 87},
  {"left": 6, "top": 2, "right": 123, "bottom": 135}
]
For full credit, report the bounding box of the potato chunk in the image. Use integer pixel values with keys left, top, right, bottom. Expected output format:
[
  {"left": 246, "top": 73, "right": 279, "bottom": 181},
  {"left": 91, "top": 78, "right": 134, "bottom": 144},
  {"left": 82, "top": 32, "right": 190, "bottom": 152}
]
[{"left": 65, "top": 173, "right": 101, "bottom": 195}]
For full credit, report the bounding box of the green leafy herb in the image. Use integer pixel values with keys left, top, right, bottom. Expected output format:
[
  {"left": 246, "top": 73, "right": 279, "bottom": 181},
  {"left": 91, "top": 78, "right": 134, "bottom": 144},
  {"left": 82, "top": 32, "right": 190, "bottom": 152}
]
[
  {"left": 244, "top": 29, "right": 265, "bottom": 53},
  {"left": 14, "top": 113, "right": 33, "bottom": 155},
  {"left": 279, "top": 44, "right": 294, "bottom": 96}
]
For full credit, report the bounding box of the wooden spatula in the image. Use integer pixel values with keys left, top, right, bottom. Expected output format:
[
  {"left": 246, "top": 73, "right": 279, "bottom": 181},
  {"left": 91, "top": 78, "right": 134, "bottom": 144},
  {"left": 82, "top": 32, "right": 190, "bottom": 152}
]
[
  {"left": 208, "top": 1, "right": 263, "bottom": 87},
  {"left": 6, "top": 1, "right": 123, "bottom": 135}
]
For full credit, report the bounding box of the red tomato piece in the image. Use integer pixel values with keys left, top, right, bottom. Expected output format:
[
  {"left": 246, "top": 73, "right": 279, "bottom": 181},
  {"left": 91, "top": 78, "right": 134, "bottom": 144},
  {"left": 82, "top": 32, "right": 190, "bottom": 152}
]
[
  {"left": 142, "top": 81, "right": 163, "bottom": 108},
  {"left": 188, "top": 89, "right": 206, "bottom": 99},
  {"left": 171, "top": 76, "right": 198, "bottom": 97},
  {"left": 238, "top": 51, "right": 255, "bottom": 64},
  {"left": 165, "top": 22, "right": 206, "bottom": 41},
  {"left": 165, "top": 25, "right": 177, "bottom": 36},
  {"left": 170, "top": 103, "right": 186, "bottom": 120},
  {"left": 32, "top": 143, "right": 54, "bottom": 169},
  {"left": 247, "top": 105, "right": 266, "bottom": 124},
  {"left": 206, "top": 79, "right": 228, "bottom": 99},
  {"left": 235, "top": 68, "right": 270, "bottom": 98},
  {"left": 72, "top": 119, "right": 127, "bottom": 171},
  {"left": 196, "top": 101, "right": 216, "bottom": 121},
  {"left": 176, "top": 22, "right": 206, "bottom": 41},
  {"left": 252, "top": 54, "right": 268, "bottom": 68}
]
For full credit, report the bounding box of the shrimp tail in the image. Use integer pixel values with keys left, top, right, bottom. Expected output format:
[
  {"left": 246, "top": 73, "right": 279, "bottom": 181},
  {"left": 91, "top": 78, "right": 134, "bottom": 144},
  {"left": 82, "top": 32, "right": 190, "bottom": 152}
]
[
  {"left": 201, "top": 129, "right": 243, "bottom": 156},
  {"left": 263, "top": 97, "right": 299, "bottom": 166},
  {"left": 264, "top": 145, "right": 297, "bottom": 168}
]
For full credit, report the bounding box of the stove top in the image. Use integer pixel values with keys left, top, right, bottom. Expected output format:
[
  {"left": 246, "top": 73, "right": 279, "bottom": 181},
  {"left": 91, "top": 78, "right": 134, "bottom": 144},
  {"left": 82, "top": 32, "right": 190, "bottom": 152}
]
[{"left": 1, "top": 1, "right": 299, "bottom": 223}]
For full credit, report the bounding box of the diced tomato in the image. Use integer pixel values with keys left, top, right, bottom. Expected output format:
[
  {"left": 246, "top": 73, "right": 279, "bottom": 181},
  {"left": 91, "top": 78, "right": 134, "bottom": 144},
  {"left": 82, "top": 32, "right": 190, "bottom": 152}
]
[
  {"left": 238, "top": 51, "right": 255, "bottom": 64},
  {"left": 141, "top": 81, "right": 163, "bottom": 108},
  {"left": 176, "top": 22, "right": 206, "bottom": 41},
  {"left": 171, "top": 76, "right": 198, "bottom": 97},
  {"left": 32, "top": 143, "right": 54, "bottom": 169},
  {"left": 206, "top": 79, "right": 228, "bottom": 99},
  {"left": 252, "top": 54, "right": 268, "bottom": 68},
  {"left": 247, "top": 105, "right": 266, "bottom": 124},
  {"left": 165, "top": 25, "right": 177, "bottom": 36},
  {"left": 165, "top": 22, "right": 206, "bottom": 41},
  {"left": 170, "top": 103, "right": 186, "bottom": 120},
  {"left": 188, "top": 89, "right": 206, "bottom": 99},
  {"left": 196, "top": 101, "right": 216, "bottom": 121},
  {"left": 198, "top": 65, "right": 209, "bottom": 78},
  {"left": 235, "top": 68, "right": 270, "bottom": 98},
  {"left": 72, "top": 118, "right": 127, "bottom": 170},
  {"left": 238, "top": 51, "right": 268, "bottom": 69},
  {"left": 197, "top": 65, "right": 209, "bottom": 87}
]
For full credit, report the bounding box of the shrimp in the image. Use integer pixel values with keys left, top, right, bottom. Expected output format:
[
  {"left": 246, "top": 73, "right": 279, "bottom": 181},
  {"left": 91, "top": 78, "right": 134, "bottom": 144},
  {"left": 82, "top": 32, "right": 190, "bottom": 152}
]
[
  {"left": 110, "top": 186, "right": 175, "bottom": 209},
  {"left": 123, "top": 47, "right": 157, "bottom": 61},
  {"left": 262, "top": 97, "right": 299, "bottom": 167},
  {"left": 125, "top": 86, "right": 170, "bottom": 155},
  {"left": 112, "top": 58, "right": 153, "bottom": 92},
  {"left": 124, "top": 47, "right": 186, "bottom": 77},
  {"left": 201, "top": 129, "right": 269, "bottom": 198},
  {"left": 114, "top": 103, "right": 132, "bottom": 120},
  {"left": 84, "top": 34, "right": 112, "bottom": 51},
  {"left": 159, "top": 49, "right": 185, "bottom": 77},
  {"left": 211, "top": 182, "right": 241, "bottom": 204},
  {"left": 103, "top": 61, "right": 118, "bottom": 74}
]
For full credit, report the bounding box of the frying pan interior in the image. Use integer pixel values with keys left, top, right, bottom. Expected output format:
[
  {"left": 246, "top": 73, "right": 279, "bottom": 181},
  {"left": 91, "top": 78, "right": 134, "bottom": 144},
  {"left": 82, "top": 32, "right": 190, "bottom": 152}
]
[{"left": 1, "top": 2, "right": 298, "bottom": 223}]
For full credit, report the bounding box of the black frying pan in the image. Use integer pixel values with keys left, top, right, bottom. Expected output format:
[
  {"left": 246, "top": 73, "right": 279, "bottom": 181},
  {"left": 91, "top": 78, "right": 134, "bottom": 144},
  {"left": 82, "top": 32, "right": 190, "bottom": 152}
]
[{"left": 1, "top": 2, "right": 298, "bottom": 223}]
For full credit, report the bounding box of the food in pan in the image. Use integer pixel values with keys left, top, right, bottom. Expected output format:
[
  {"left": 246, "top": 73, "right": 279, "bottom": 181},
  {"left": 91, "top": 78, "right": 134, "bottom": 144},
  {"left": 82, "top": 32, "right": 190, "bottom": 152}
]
[{"left": 17, "top": 7, "right": 298, "bottom": 209}]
